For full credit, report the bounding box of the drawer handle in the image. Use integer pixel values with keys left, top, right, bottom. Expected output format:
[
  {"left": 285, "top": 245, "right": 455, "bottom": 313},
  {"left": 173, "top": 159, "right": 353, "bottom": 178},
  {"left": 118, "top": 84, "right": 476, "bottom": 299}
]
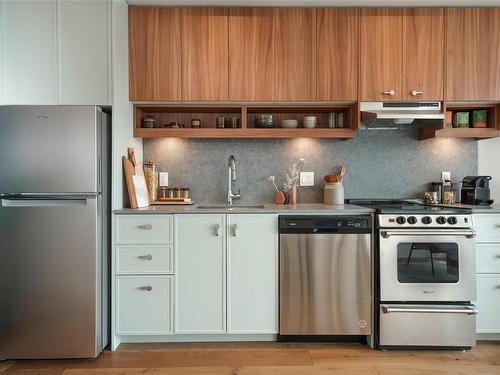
[
  {"left": 411, "top": 90, "right": 424, "bottom": 96},
  {"left": 382, "top": 90, "right": 395, "bottom": 96},
  {"left": 137, "top": 224, "right": 152, "bottom": 230},
  {"left": 215, "top": 224, "right": 220, "bottom": 237},
  {"left": 138, "top": 286, "right": 152, "bottom": 292},
  {"left": 232, "top": 224, "right": 238, "bottom": 237},
  {"left": 138, "top": 255, "right": 153, "bottom": 260}
]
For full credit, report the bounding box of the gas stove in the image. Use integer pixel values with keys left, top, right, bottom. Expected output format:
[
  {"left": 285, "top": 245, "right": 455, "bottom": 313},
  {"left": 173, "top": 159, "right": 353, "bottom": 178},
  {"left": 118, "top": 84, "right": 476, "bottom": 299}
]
[{"left": 347, "top": 199, "right": 473, "bottom": 229}]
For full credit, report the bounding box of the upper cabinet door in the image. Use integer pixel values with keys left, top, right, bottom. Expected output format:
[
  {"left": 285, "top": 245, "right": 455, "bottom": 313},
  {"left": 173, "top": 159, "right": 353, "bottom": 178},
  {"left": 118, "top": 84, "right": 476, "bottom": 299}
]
[
  {"left": 446, "top": 8, "right": 500, "bottom": 100},
  {"left": 402, "top": 8, "right": 444, "bottom": 101},
  {"left": 317, "top": 8, "right": 359, "bottom": 101},
  {"left": 275, "top": 8, "right": 317, "bottom": 100},
  {"left": 228, "top": 8, "right": 275, "bottom": 101},
  {"left": 3, "top": 0, "right": 58, "bottom": 104},
  {"left": 129, "top": 7, "right": 181, "bottom": 101},
  {"left": 182, "top": 8, "right": 229, "bottom": 100},
  {"left": 360, "top": 8, "right": 403, "bottom": 101},
  {"left": 59, "top": 0, "right": 111, "bottom": 105}
]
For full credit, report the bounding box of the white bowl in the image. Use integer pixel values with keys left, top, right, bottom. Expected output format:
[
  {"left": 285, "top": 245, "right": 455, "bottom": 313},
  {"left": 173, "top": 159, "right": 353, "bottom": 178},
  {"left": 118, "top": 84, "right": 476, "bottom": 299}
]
[{"left": 281, "top": 119, "right": 298, "bottom": 128}]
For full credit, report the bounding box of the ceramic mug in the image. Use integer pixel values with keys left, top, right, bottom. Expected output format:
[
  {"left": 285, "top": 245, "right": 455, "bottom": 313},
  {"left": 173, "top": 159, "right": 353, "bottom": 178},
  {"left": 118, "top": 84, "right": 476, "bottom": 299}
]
[{"left": 303, "top": 116, "right": 317, "bottom": 129}]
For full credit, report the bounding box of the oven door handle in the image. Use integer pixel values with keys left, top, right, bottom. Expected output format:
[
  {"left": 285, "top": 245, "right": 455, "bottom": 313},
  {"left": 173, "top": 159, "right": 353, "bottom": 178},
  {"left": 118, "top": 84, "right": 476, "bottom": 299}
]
[
  {"left": 380, "top": 230, "right": 476, "bottom": 239},
  {"left": 381, "top": 305, "right": 478, "bottom": 315}
]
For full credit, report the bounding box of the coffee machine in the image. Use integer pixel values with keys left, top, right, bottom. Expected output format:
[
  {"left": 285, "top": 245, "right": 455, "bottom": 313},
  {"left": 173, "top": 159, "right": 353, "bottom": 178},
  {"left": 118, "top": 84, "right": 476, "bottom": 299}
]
[{"left": 461, "top": 176, "right": 494, "bottom": 205}]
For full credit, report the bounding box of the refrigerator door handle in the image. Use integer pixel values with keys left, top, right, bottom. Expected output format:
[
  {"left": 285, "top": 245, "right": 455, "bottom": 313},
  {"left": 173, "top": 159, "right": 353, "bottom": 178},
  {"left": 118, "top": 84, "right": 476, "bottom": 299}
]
[{"left": 1, "top": 199, "right": 88, "bottom": 208}]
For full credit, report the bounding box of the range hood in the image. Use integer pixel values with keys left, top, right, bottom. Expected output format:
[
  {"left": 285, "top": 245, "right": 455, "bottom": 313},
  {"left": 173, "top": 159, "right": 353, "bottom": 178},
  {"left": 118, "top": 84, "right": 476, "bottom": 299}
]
[{"left": 361, "top": 102, "right": 445, "bottom": 125}]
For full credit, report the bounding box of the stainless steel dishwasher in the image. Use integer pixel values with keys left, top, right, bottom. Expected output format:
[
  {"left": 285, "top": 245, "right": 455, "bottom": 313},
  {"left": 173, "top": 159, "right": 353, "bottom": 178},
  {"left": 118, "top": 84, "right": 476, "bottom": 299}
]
[{"left": 279, "top": 216, "right": 372, "bottom": 337}]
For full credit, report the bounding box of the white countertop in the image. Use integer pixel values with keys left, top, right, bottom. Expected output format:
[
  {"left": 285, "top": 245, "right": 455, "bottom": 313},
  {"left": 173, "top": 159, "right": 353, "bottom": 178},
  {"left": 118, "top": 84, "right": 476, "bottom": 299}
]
[{"left": 114, "top": 203, "right": 375, "bottom": 215}]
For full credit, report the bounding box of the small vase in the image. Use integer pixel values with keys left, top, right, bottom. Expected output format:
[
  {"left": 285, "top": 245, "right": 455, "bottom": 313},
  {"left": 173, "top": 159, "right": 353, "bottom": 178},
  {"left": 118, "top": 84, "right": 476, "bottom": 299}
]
[{"left": 290, "top": 186, "right": 297, "bottom": 205}]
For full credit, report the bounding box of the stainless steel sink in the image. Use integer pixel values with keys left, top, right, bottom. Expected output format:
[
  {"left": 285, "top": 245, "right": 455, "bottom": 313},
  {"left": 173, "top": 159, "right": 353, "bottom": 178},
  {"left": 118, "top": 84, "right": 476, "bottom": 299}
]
[{"left": 197, "top": 204, "right": 265, "bottom": 210}]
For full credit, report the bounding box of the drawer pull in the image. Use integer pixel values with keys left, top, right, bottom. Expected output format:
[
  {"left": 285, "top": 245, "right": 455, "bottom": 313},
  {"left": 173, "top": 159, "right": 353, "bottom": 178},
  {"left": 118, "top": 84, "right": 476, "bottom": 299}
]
[
  {"left": 382, "top": 90, "right": 395, "bottom": 96},
  {"left": 138, "top": 286, "right": 152, "bottom": 292},
  {"left": 215, "top": 224, "right": 220, "bottom": 237},
  {"left": 137, "top": 224, "right": 152, "bottom": 230},
  {"left": 232, "top": 224, "right": 238, "bottom": 237},
  {"left": 411, "top": 90, "right": 424, "bottom": 96},
  {"left": 138, "top": 255, "right": 153, "bottom": 260}
]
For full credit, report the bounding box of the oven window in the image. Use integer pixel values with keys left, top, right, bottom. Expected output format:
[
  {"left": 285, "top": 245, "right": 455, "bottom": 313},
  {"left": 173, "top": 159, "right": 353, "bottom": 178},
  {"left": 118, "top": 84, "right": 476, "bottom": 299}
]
[{"left": 397, "top": 242, "right": 459, "bottom": 283}]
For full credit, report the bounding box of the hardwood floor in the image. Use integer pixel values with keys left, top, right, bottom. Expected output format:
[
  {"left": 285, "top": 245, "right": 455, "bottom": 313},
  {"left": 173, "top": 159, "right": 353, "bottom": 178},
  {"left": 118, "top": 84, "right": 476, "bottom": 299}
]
[{"left": 1, "top": 342, "right": 499, "bottom": 374}]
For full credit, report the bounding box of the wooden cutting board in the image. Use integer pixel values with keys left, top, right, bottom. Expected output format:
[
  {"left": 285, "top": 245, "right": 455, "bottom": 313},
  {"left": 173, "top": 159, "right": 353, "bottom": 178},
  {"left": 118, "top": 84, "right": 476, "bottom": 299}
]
[{"left": 123, "top": 147, "right": 150, "bottom": 208}]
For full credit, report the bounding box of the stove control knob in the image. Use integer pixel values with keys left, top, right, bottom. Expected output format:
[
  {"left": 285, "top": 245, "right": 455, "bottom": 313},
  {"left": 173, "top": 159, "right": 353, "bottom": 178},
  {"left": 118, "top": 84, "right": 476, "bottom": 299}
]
[
  {"left": 422, "top": 216, "right": 433, "bottom": 225},
  {"left": 407, "top": 216, "right": 417, "bottom": 225},
  {"left": 448, "top": 216, "right": 458, "bottom": 225},
  {"left": 396, "top": 216, "right": 407, "bottom": 225},
  {"left": 436, "top": 216, "right": 447, "bottom": 225}
]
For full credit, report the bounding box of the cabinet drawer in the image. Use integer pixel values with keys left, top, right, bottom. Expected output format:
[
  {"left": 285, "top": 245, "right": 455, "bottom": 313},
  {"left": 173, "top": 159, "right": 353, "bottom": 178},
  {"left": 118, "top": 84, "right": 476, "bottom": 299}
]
[
  {"left": 476, "top": 244, "right": 500, "bottom": 273},
  {"left": 117, "top": 276, "right": 173, "bottom": 335},
  {"left": 475, "top": 214, "right": 500, "bottom": 243},
  {"left": 116, "top": 245, "right": 173, "bottom": 274},
  {"left": 116, "top": 215, "right": 173, "bottom": 244},
  {"left": 476, "top": 274, "right": 500, "bottom": 333}
]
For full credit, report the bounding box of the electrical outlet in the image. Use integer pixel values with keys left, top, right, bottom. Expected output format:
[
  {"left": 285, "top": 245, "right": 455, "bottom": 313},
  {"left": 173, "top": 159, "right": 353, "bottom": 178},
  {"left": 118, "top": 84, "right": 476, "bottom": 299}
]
[
  {"left": 300, "top": 172, "right": 314, "bottom": 187},
  {"left": 442, "top": 171, "right": 451, "bottom": 183},
  {"left": 159, "top": 172, "right": 169, "bottom": 187}
]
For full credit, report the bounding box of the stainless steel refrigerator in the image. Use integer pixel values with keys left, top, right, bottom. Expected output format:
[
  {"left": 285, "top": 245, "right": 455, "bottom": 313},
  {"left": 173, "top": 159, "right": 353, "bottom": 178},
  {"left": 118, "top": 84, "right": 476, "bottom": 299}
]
[{"left": 0, "top": 106, "right": 110, "bottom": 359}]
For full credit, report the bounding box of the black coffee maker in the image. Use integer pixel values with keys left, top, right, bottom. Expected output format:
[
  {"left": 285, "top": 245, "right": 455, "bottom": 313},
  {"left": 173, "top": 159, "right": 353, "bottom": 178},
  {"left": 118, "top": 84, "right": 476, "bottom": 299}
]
[{"left": 461, "top": 176, "right": 494, "bottom": 205}]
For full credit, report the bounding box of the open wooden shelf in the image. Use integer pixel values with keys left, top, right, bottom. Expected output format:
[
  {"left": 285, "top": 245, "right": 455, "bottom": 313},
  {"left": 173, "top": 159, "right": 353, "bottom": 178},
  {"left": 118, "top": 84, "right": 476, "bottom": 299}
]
[
  {"left": 133, "top": 102, "right": 358, "bottom": 139},
  {"left": 420, "top": 126, "right": 499, "bottom": 140},
  {"left": 134, "top": 127, "right": 356, "bottom": 139},
  {"left": 419, "top": 101, "right": 500, "bottom": 140}
]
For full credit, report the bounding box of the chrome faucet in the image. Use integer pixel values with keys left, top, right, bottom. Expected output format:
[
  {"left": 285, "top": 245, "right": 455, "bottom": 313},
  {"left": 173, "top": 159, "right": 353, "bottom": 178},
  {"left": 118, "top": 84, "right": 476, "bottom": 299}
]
[{"left": 227, "top": 155, "right": 241, "bottom": 205}]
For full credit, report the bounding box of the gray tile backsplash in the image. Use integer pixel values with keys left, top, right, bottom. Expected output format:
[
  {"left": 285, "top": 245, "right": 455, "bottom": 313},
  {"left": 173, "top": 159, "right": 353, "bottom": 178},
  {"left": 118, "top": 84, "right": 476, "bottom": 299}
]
[{"left": 144, "top": 129, "right": 477, "bottom": 204}]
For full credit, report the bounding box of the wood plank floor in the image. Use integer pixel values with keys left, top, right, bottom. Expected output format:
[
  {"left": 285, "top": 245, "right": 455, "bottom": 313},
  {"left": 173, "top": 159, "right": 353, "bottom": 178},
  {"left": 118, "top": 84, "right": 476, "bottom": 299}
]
[{"left": 1, "top": 341, "right": 499, "bottom": 375}]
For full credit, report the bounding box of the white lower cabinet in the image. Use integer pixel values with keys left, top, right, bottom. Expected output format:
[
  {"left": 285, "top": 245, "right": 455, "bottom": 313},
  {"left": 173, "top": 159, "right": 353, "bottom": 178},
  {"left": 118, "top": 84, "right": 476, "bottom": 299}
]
[
  {"left": 474, "top": 213, "right": 500, "bottom": 336},
  {"left": 117, "top": 275, "right": 174, "bottom": 335},
  {"left": 227, "top": 214, "right": 278, "bottom": 334},
  {"left": 175, "top": 214, "right": 226, "bottom": 334},
  {"left": 476, "top": 274, "right": 500, "bottom": 333},
  {"left": 113, "top": 213, "right": 278, "bottom": 348}
]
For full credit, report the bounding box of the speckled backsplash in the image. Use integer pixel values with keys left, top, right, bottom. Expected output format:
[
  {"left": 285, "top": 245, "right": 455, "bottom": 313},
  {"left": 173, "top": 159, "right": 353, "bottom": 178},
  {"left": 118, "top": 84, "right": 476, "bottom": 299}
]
[{"left": 143, "top": 129, "right": 477, "bottom": 204}]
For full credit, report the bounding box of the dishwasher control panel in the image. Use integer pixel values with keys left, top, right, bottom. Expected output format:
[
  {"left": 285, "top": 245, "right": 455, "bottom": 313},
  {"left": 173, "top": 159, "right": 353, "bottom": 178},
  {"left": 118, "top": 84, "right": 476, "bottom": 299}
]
[{"left": 279, "top": 216, "right": 372, "bottom": 234}]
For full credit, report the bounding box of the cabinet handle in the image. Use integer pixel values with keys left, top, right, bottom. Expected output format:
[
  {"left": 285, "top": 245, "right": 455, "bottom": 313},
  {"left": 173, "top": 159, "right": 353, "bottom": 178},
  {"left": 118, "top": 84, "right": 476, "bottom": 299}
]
[
  {"left": 411, "top": 90, "right": 424, "bottom": 96},
  {"left": 232, "top": 224, "right": 238, "bottom": 237},
  {"left": 138, "top": 255, "right": 153, "bottom": 260},
  {"left": 497, "top": 285, "right": 500, "bottom": 290},
  {"left": 215, "top": 224, "right": 220, "bottom": 237},
  {"left": 138, "top": 286, "right": 152, "bottom": 292},
  {"left": 137, "top": 224, "right": 152, "bottom": 230},
  {"left": 496, "top": 254, "right": 500, "bottom": 259},
  {"left": 382, "top": 90, "right": 395, "bottom": 96}
]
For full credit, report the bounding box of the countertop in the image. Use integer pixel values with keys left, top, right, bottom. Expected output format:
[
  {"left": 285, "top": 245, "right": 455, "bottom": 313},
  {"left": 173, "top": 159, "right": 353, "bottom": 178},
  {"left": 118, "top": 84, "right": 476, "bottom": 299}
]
[
  {"left": 434, "top": 203, "right": 500, "bottom": 214},
  {"left": 114, "top": 203, "right": 374, "bottom": 215}
]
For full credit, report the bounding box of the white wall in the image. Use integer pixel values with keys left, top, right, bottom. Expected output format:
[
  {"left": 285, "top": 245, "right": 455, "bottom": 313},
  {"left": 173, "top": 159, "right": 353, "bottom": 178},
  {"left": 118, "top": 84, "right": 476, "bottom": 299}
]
[
  {"left": 478, "top": 138, "right": 500, "bottom": 202},
  {"left": 111, "top": 0, "right": 142, "bottom": 209}
]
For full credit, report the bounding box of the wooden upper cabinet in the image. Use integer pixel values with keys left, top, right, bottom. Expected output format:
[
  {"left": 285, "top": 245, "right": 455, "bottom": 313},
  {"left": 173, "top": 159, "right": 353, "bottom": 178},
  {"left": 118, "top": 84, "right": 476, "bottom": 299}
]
[
  {"left": 129, "top": 8, "right": 182, "bottom": 101},
  {"left": 317, "top": 8, "right": 359, "bottom": 100},
  {"left": 402, "top": 8, "right": 444, "bottom": 100},
  {"left": 228, "top": 8, "right": 275, "bottom": 100},
  {"left": 360, "top": 8, "right": 403, "bottom": 101},
  {"left": 275, "top": 8, "right": 317, "bottom": 100},
  {"left": 446, "top": 8, "right": 500, "bottom": 100},
  {"left": 182, "top": 8, "right": 229, "bottom": 100}
]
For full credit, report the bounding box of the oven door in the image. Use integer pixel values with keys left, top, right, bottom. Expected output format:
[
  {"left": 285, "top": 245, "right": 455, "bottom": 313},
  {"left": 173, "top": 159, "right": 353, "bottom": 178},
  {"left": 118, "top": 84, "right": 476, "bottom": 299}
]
[{"left": 379, "top": 229, "right": 476, "bottom": 302}]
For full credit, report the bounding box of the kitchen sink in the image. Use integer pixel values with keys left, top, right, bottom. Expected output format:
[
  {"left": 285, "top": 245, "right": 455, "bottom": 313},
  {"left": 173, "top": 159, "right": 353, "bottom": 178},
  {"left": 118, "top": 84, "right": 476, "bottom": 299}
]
[{"left": 197, "top": 204, "right": 266, "bottom": 210}]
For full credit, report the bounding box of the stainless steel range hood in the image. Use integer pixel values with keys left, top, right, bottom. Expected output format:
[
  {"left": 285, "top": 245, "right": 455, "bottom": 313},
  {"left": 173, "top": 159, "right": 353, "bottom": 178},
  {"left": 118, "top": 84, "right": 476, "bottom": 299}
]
[{"left": 361, "top": 102, "right": 444, "bottom": 125}]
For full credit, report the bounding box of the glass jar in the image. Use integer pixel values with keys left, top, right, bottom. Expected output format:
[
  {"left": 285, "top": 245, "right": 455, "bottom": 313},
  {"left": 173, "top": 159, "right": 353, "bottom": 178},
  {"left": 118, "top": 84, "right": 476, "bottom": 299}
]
[
  {"left": 144, "top": 161, "right": 159, "bottom": 202},
  {"left": 158, "top": 186, "right": 168, "bottom": 200}
]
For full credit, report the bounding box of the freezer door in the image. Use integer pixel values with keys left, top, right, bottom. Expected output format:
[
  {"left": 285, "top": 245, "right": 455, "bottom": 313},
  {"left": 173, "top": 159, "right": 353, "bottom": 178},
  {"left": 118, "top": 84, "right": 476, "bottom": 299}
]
[
  {"left": 0, "top": 197, "right": 100, "bottom": 359},
  {"left": 0, "top": 106, "right": 100, "bottom": 193}
]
